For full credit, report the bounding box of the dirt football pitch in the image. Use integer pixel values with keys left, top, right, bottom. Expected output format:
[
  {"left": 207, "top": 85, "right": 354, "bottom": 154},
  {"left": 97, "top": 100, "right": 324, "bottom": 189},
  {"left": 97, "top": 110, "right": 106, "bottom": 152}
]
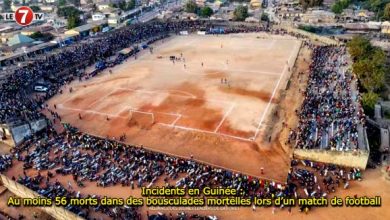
[{"left": 47, "top": 33, "right": 302, "bottom": 182}]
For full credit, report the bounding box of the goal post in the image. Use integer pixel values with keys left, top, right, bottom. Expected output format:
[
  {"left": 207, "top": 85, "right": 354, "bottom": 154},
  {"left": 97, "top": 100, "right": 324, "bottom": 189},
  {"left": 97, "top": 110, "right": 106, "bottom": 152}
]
[{"left": 128, "top": 109, "right": 155, "bottom": 127}]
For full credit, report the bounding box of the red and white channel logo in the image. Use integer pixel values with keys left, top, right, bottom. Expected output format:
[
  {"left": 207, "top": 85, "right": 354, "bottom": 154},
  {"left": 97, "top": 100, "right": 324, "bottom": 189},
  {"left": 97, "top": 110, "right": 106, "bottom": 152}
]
[{"left": 2, "top": 6, "right": 44, "bottom": 26}]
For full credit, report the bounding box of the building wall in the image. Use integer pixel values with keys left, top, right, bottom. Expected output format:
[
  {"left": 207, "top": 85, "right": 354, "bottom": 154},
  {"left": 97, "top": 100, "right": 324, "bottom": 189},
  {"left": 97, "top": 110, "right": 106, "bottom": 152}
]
[{"left": 282, "top": 26, "right": 341, "bottom": 45}]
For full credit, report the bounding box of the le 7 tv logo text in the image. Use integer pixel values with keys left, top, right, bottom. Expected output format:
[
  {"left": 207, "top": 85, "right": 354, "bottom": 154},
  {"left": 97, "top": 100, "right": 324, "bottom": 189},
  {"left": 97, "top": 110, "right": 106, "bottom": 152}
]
[{"left": 3, "top": 6, "right": 44, "bottom": 26}]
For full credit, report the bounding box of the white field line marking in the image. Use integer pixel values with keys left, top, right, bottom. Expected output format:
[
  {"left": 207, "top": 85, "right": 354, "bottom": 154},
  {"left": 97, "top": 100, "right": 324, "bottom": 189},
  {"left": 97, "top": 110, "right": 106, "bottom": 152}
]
[
  {"left": 59, "top": 94, "right": 76, "bottom": 107},
  {"left": 214, "top": 103, "right": 236, "bottom": 133},
  {"left": 118, "top": 87, "right": 233, "bottom": 105},
  {"left": 116, "top": 105, "right": 131, "bottom": 116},
  {"left": 86, "top": 89, "right": 118, "bottom": 108},
  {"left": 58, "top": 105, "right": 252, "bottom": 142},
  {"left": 126, "top": 108, "right": 155, "bottom": 117},
  {"left": 117, "top": 87, "right": 196, "bottom": 99},
  {"left": 143, "top": 59, "right": 282, "bottom": 76},
  {"left": 170, "top": 114, "right": 182, "bottom": 126},
  {"left": 58, "top": 106, "right": 123, "bottom": 118},
  {"left": 181, "top": 64, "right": 282, "bottom": 77},
  {"left": 252, "top": 41, "right": 302, "bottom": 140},
  {"left": 158, "top": 123, "right": 252, "bottom": 142}
]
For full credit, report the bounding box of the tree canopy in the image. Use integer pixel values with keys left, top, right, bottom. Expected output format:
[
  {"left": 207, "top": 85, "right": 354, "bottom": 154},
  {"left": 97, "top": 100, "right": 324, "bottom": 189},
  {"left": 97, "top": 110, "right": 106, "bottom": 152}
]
[
  {"left": 347, "top": 36, "right": 388, "bottom": 115},
  {"left": 58, "top": 0, "right": 67, "bottom": 7},
  {"left": 118, "top": 0, "right": 136, "bottom": 11},
  {"left": 384, "top": 3, "right": 390, "bottom": 20},
  {"left": 57, "top": 6, "right": 82, "bottom": 18},
  {"left": 362, "top": 0, "right": 390, "bottom": 20},
  {"left": 199, "top": 6, "right": 213, "bottom": 18},
  {"left": 331, "top": 0, "right": 351, "bottom": 14},
  {"left": 261, "top": 13, "right": 270, "bottom": 22},
  {"left": 347, "top": 36, "right": 373, "bottom": 60},
  {"left": 30, "top": 5, "right": 41, "bottom": 12},
  {"left": 30, "top": 31, "right": 54, "bottom": 41},
  {"left": 362, "top": 92, "right": 379, "bottom": 115},
  {"left": 299, "top": 0, "right": 323, "bottom": 10},
  {"left": 185, "top": 0, "right": 198, "bottom": 13},
  {"left": 67, "top": 15, "right": 81, "bottom": 29},
  {"left": 233, "top": 5, "right": 248, "bottom": 21}
]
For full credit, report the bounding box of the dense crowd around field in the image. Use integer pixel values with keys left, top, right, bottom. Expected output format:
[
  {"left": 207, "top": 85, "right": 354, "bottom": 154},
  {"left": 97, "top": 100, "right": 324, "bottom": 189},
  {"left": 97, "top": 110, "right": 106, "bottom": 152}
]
[
  {"left": 2, "top": 124, "right": 362, "bottom": 219},
  {"left": 288, "top": 46, "right": 366, "bottom": 151},
  {"left": 0, "top": 20, "right": 366, "bottom": 219}
]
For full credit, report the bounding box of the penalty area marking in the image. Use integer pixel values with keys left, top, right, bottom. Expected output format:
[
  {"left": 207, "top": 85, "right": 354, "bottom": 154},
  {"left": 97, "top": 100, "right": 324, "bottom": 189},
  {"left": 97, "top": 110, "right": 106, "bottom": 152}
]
[
  {"left": 158, "top": 123, "right": 253, "bottom": 142},
  {"left": 214, "top": 103, "right": 236, "bottom": 133},
  {"left": 252, "top": 40, "right": 302, "bottom": 140},
  {"left": 59, "top": 104, "right": 252, "bottom": 142}
]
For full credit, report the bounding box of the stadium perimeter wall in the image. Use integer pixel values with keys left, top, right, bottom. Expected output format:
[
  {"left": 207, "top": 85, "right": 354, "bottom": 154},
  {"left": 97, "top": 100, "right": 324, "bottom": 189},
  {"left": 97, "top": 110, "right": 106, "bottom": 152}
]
[
  {"left": 278, "top": 25, "right": 341, "bottom": 45},
  {"left": 293, "top": 149, "right": 369, "bottom": 169},
  {"left": 0, "top": 174, "right": 83, "bottom": 220}
]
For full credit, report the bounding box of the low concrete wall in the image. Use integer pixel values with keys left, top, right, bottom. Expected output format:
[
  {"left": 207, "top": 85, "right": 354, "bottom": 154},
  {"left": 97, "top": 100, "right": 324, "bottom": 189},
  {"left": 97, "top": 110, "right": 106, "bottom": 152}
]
[
  {"left": 0, "top": 174, "right": 83, "bottom": 220},
  {"left": 293, "top": 149, "right": 369, "bottom": 169},
  {"left": 5, "top": 118, "right": 48, "bottom": 146},
  {"left": 280, "top": 26, "right": 342, "bottom": 45}
]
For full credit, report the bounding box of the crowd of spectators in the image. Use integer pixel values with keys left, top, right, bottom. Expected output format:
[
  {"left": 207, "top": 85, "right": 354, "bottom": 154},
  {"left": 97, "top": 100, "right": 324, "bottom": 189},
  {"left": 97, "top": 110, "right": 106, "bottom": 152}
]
[
  {"left": 0, "top": 125, "right": 363, "bottom": 218},
  {"left": 289, "top": 46, "right": 365, "bottom": 151},
  {"left": 0, "top": 19, "right": 366, "bottom": 219},
  {"left": 0, "top": 154, "right": 12, "bottom": 172}
]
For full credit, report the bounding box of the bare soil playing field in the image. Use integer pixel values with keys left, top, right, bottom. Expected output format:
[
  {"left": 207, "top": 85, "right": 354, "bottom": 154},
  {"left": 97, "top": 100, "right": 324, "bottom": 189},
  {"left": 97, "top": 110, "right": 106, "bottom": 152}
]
[{"left": 46, "top": 33, "right": 301, "bottom": 182}]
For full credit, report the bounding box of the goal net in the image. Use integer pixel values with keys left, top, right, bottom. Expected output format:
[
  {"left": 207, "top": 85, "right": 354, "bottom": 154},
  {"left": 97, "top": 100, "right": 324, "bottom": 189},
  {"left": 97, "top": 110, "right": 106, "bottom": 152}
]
[{"left": 127, "top": 110, "right": 155, "bottom": 129}]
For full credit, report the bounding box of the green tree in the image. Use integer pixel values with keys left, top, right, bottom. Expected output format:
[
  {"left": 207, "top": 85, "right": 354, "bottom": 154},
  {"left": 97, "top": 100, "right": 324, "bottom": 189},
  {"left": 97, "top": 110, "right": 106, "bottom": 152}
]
[
  {"left": 128, "top": 0, "right": 136, "bottom": 10},
  {"left": 57, "top": 6, "right": 82, "bottom": 17},
  {"left": 347, "top": 36, "right": 372, "bottom": 60},
  {"left": 384, "top": 3, "right": 390, "bottom": 20},
  {"left": 67, "top": 15, "right": 81, "bottom": 29},
  {"left": 118, "top": 0, "right": 127, "bottom": 10},
  {"left": 362, "top": 92, "right": 379, "bottom": 114},
  {"left": 30, "top": 6, "right": 41, "bottom": 12},
  {"left": 2, "top": 0, "right": 12, "bottom": 12},
  {"left": 364, "top": 0, "right": 390, "bottom": 20},
  {"left": 199, "top": 6, "right": 213, "bottom": 17},
  {"left": 351, "top": 46, "right": 386, "bottom": 92},
  {"left": 30, "top": 31, "right": 54, "bottom": 41},
  {"left": 353, "top": 58, "right": 384, "bottom": 92},
  {"left": 299, "top": 0, "right": 324, "bottom": 10},
  {"left": 109, "top": 3, "right": 118, "bottom": 8},
  {"left": 233, "top": 5, "right": 248, "bottom": 21},
  {"left": 261, "top": 13, "right": 270, "bottom": 22},
  {"left": 331, "top": 0, "right": 351, "bottom": 14},
  {"left": 58, "top": 0, "right": 67, "bottom": 7},
  {"left": 185, "top": 0, "right": 198, "bottom": 13}
]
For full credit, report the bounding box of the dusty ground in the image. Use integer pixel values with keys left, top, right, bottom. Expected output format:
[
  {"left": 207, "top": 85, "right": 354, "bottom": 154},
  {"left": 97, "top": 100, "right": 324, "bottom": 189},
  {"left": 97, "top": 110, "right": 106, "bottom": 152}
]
[{"left": 46, "top": 34, "right": 301, "bottom": 182}]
